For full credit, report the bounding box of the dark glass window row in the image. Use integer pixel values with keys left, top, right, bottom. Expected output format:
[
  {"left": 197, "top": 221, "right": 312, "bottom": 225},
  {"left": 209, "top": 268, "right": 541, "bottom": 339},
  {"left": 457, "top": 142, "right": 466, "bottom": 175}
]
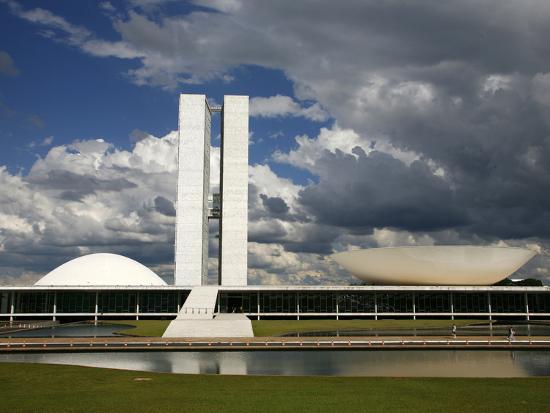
[
  {"left": 528, "top": 294, "right": 550, "bottom": 313},
  {"left": 12, "top": 292, "right": 55, "bottom": 314},
  {"left": 2, "top": 291, "right": 550, "bottom": 314},
  {"left": 58, "top": 292, "right": 95, "bottom": 313},
  {"left": 3, "top": 291, "right": 189, "bottom": 313},
  {"left": 218, "top": 292, "right": 550, "bottom": 314}
]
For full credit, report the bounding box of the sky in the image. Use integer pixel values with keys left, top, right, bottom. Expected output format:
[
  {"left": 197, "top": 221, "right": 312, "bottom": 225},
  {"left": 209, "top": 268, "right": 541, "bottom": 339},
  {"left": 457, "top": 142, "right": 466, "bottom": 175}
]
[{"left": 0, "top": 0, "right": 549, "bottom": 286}]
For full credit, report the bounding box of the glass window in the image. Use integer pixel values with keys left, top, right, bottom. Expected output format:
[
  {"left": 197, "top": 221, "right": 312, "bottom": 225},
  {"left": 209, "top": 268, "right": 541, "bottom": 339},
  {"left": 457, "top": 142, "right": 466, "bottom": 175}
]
[
  {"left": 98, "top": 292, "right": 137, "bottom": 313},
  {"left": 338, "top": 293, "right": 375, "bottom": 313},
  {"left": 490, "top": 293, "right": 525, "bottom": 313},
  {"left": 453, "top": 293, "right": 488, "bottom": 313},
  {"left": 377, "top": 293, "right": 413, "bottom": 313},
  {"left": 219, "top": 292, "right": 258, "bottom": 313},
  {"left": 528, "top": 294, "right": 550, "bottom": 313},
  {"left": 15, "top": 292, "right": 54, "bottom": 313},
  {"left": 415, "top": 293, "right": 450, "bottom": 313},
  {"left": 298, "top": 293, "right": 336, "bottom": 313},
  {"left": 57, "top": 292, "right": 95, "bottom": 313},
  {"left": 140, "top": 292, "right": 179, "bottom": 313}
]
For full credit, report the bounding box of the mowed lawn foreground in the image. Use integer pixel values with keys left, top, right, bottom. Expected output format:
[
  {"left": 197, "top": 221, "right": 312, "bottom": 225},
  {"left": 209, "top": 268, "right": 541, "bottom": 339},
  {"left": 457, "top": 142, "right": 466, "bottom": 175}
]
[{"left": 1, "top": 363, "right": 549, "bottom": 413}]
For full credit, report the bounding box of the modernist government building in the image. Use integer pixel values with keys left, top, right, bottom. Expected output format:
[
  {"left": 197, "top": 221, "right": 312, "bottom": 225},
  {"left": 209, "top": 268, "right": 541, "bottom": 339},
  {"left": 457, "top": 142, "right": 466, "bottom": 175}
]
[{"left": 1, "top": 94, "right": 549, "bottom": 323}]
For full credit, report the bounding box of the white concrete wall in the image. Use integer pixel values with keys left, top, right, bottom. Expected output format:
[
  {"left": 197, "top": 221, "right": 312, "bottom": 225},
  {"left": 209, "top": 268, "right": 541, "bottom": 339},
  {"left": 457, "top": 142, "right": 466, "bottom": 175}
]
[
  {"left": 175, "top": 94, "right": 211, "bottom": 286},
  {"left": 219, "top": 95, "right": 249, "bottom": 286}
]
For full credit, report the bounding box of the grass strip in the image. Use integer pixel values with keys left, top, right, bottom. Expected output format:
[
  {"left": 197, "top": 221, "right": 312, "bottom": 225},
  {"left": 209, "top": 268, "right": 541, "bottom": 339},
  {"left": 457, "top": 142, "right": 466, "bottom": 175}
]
[
  {"left": 102, "top": 319, "right": 479, "bottom": 337},
  {"left": 102, "top": 320, "right": 171, "bottom": 337},
  {"left": 1, "top": 363, "right": 549, "bottom": 413},
  {"left": 252, "top": 319, "right": 479, "bottom": 337}
]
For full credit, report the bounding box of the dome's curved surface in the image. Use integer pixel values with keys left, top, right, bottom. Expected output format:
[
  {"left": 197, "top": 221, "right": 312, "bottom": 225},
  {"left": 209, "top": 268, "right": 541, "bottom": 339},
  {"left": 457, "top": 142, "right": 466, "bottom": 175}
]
[
  {"left": 331, "top": 246, "right": 536, "bottom": 286},
  {"left": 35, "top": 253, "right": 167, "bottom": 286}
]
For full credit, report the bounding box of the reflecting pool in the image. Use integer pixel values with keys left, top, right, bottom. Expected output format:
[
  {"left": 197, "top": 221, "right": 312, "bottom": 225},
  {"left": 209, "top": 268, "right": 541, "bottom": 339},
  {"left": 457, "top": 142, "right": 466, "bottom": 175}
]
[
  {"left": 1, "top": 350, "right": 549, "bottom": 377},
  {"left": 0, "top": 323, "right": 131, "bottom": 338},
  {"left": 282, "top": 323, "right": 550, "bottom": 337}
]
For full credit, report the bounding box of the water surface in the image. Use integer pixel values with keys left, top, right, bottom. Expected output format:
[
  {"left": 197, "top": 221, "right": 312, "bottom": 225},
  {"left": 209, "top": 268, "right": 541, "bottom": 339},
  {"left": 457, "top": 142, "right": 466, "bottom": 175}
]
[
  {"left": 0, "top": 323, "right": 131, "bottom": 338},
  {"left": 283, "top": 323, "right": 550, "bottom": 337},
  {"left": 1, "top": 350, "right": 549, "bottom": 377}
]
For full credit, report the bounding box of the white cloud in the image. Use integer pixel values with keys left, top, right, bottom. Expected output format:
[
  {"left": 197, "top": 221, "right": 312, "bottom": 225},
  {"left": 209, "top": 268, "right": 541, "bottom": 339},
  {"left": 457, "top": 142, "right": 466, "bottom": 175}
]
[
  {"left": 250, "top": 95, "right": 328, "bottom": 121},
  {"left": 193, "top": 0, "right": 242, "bottom": 13},
  {"left": 482, "top": 74, "right": 514, "bottom": 95},
  {"left": 273, "top": 124, "right": 420, "bottom": 173},
  {"left": 3, "top": 1, "right": 550, "bottom": 284},
  {"left": 0, "top": 132, "right": 346, "bottom": 285},
  {"left": 6, "top": 1, "right": 92, "bottom": 45}
]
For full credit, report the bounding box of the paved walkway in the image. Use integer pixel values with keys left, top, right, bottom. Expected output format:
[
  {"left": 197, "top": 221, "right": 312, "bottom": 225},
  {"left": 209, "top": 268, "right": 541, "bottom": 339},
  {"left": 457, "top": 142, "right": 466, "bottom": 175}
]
[{"left": 1, "top": 336, "right": 549, "bottom": 352}]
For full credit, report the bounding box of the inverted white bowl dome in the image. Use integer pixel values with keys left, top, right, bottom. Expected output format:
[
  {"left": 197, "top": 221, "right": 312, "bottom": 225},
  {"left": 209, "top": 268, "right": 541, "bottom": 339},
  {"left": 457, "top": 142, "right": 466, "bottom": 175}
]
[
  {"left": 331, "top": 246, "right": 536, "bottom": 286},
  {"left": 34, "top": 253, "right": 167, "bottom": 286}
]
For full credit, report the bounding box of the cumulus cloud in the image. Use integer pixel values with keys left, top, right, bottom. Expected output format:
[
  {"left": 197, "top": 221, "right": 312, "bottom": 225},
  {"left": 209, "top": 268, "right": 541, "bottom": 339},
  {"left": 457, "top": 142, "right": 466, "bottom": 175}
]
[
  {"left": 299, "top": 149, "right": 467, "bottom": 232},
  {"left": 0, "top": 131, "right": 348, "bottom": 285},
  {"left": 0, "top": 133, "right": 178, "bottom": 281},
  {"left": 250, "top": 95, "right": 328, "bottom": 121},
  {"left": 3, "top": 0, "right": 550, "bottom": 283}
]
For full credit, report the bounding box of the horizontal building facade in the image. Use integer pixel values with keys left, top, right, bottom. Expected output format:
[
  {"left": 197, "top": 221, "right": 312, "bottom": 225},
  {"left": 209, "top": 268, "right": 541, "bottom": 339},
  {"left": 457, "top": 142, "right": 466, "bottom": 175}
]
[{"left": 1, "top": 286, "right": 550, "bottom": 321}]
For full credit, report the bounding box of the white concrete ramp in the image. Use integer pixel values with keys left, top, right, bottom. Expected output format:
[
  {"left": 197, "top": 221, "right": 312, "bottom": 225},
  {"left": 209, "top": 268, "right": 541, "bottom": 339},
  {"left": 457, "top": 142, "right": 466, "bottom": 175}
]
[
  {"left": 163, "top": 313, "right": 253, "bottom": 338},
  {"left": 162, "top": 286, "right": 253, "bottom": 338},
  {"left": 177, "top": 286, "right": 219, "bottom": 320}
]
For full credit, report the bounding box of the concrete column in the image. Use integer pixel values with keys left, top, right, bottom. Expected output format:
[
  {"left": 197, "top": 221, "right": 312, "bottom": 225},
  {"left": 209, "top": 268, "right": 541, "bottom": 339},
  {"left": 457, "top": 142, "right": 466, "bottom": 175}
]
[
  {"left": 257, "top": 290, "right": 260, "bottom": 320},
  {"left": 525, "top": 292, "right": 530, "bottom": 321},
  {"left": 136, "top": 292, "right": 140, "bottom": 321},
  {"left": 94, "top": 291, "right": 99, "bottom": 324},
  {"left": 297, "top": 293, "right": 300, "bottom": 320},
  {"left": 487, "top": 292, "right": 492, "bottom": 321},
  {"left": 10, "top": 291, "right": 14, "bottom": 324},
  {"left": 412, "top": 292, "right": 416, "bottom": 320},
  {"left": 175, "top": 94, "right": 211, "bottom": 286},
  {"left": 450, "top": 292, "right": 454, "bottom": 320},
  {"left": 374, "top": 293, "right": 378, "bottom": 320},
  {"left": 336, "top": 293, "right": 339, "bottom": 321},
  {"left": 219, "top": 95, "right": 249, "bottom": 286},
  {"left": 52, "top": 292, "right": 57, "bottom": 322}
]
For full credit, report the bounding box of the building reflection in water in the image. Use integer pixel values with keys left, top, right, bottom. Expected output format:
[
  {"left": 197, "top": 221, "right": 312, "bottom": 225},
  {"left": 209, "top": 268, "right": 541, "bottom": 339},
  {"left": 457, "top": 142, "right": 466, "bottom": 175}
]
[{"left": 1, "top": 350, "right": 549, "bottom": 377}]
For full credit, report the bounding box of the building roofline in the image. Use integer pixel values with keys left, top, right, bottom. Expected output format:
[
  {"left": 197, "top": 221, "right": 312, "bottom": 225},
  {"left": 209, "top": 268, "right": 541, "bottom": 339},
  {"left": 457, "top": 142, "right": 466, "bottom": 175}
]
[{"left": 1, "top": 285, "right": 548, "bottom": 292}]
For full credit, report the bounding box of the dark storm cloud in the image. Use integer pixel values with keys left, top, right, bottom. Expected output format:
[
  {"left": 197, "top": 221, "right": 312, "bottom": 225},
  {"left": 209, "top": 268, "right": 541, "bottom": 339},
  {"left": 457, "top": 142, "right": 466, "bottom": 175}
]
[
  {"left": 154, "top": 195, "right": 176, "bottom": 216},
  {"left": 28, "top": 170, "right": 138, "bottom": 199},
  {"left": 282, "top": 224, "right": 341, "bottom": 254},
  {"left": 260, "top": 194, "right": 289, "bottom": 216},
  {"left": 4, "top": 0, "right": 550, "bottom": 284},
  {"left": 248, "top": 219, "right": 288, "bottom": 244},
  {"left": 299, "top": 149, "right": 468, "bottom": 233}
]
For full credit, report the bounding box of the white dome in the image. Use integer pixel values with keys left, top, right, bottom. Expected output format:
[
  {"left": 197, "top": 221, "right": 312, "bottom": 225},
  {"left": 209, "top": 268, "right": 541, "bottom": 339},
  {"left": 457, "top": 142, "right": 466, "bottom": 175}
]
[
  {"left": 35, "top": 253, "right": 167, "bottom": 286},
  {"left": 332, "top": 246, "right": 536, "bottom": 286}
]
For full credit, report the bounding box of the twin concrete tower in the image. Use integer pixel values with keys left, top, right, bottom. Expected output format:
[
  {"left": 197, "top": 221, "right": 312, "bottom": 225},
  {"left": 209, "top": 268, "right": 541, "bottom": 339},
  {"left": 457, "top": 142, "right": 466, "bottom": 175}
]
[{"left": 174, "top": 94, "right": 249, "bottom": 287}]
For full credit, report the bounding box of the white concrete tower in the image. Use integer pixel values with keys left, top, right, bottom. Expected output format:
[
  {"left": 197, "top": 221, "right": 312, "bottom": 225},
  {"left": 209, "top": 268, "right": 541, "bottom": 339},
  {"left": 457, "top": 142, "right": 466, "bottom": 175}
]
[
  {"left": 175, "top": 94, "right": 211, "bottom": 286},
  {"left": 219, "top": 95, "right": 249, "bottom": 286}
]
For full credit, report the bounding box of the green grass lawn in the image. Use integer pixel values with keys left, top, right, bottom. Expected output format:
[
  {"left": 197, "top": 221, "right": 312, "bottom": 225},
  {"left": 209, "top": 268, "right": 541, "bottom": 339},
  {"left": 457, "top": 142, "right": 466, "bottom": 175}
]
[
  {"left": 103, "top": 320, "right": 171, "bottom": 337},
  {"left": 252, "top": 319, "right": 478, "bottom": 337},
  {"left": 103, "top": 319, "right": 478, "bottom": 337},
  {"left": 1, "top": 363, "right": 549, "bottom": 413}
]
